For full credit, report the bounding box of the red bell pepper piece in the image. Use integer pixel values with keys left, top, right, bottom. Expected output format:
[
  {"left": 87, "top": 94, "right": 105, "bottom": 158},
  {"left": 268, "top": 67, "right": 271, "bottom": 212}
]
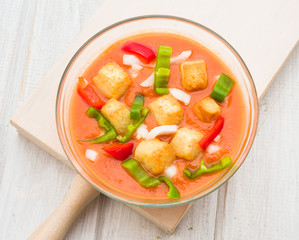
[
  {"left": 102, "top": 142, "right": 134, "bottom": 161},
  {"left": 77, "top": 77, "right": 105, "bottom": 109},
  {"left": 122, "top": 42, "right": 156, "bottom": 63},
  {"left": 199, "top": 117, "right": 224, "bottom": 150}
]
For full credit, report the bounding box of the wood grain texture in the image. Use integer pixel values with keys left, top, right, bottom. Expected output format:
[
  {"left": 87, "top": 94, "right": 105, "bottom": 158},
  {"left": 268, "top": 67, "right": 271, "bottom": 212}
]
[
  {"left": 1, "top": 0, "right": 299, "bottom": 239},
  {"left": 28, "top": 175, "right": 100, "bottom": 240}
]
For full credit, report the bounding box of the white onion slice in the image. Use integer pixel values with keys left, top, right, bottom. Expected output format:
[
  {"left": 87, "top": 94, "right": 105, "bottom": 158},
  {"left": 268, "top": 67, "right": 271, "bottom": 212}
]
[
  {"left": 169, "top": 88, "right": 191, "bottom": 105},
  {"left": 170, "top": 50, "right": 192, "bottom": 64},
  {"left": 214, "top": 135, "right": 221, "bottom": 142},
  {"left": 123, "top": 54, "right": 141, "bottom": 66},
  {"left": 140, "top": 72, "right": 154, "bottom": 87},
  {"left": 131, "top": 64, "right": 143, "bottom": 72},
  {"left": 136, "top": 124, "right": 149, "bottom": 139},
  {"left": 85, "top": 149, "right": 98, "bottom": 162},
  {"left": 146, "top": 125, "right": 178, "bottom": 140},
  {"left": 165, "top": 165, "right": 177, "bottom": 178},
  {"left": 123, "top": 54, "right": 155, "bottom": 68},
  {"left": 130, "top": 73, "right": 138, "bottom": 79},
  {"left": 129, "top": 69, "right": 138, "bottom": 79},
  {"left": 206, "top": 144, "right": 221, "bottom": 154},
  {"left": 215, "top": 75, "right": 220, "bottom": 80}
]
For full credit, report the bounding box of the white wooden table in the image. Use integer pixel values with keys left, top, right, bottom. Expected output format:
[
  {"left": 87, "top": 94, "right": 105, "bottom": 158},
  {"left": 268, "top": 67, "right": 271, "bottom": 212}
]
[{"left": 1, "top": 0, "right": 298, "bottom": 239}]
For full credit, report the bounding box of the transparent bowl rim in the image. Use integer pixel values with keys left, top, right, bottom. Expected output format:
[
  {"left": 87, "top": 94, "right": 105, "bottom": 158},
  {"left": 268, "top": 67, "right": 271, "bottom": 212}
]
[{"left": 56, "top": 15, "right": 259, "bottom": 208}]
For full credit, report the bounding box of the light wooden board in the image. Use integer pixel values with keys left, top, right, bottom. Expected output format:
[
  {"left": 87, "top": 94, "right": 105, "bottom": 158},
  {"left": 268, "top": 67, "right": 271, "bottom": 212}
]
[{"left": 3, "top": 0, "right": 298, "bottom": 238}]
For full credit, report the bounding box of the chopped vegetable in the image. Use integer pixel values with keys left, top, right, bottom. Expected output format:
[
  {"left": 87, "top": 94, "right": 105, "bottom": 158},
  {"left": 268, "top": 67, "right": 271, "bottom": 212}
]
[
  {"left": 214, "top": 135, "right": 221, "bottom": 142},
  {"left": 164, "top": 165, "right": 177, "bottom": 178},
  {"left": 122, "top": 42, "right": 156, "bottom": 63},
  {"left": 210, "top": 73, "right": 235, "bottom": 102},
  {"left": 122, "top": 158, "right": 180, "bottom": 199},
  {"left": 154, "top": 68, "right": 170, "bottom": 94},
  {"left": 199, "top": 117, "right": 224, "bottom": 150},
  {"left": 140, "top": 72, "right": 154, "bottom": 87},
  {"left": 154, "top": 46, "right": 172, "bottom": 94},
  {"left": 136, "top": 124, "right": 149, "bottom": 139},
  {"left": 102, "top": 142, "right": 134, "bottom": 160},
  {"left": 79, "top": 107, "right": 117, "bottom": 143},
  {"left": 77, "top": 77, "right": 105, "bottom": 108},
  {"left": 80, "top": 129, "right": 117, "bottom": 144},
  {"left": 146, "top": 125, "right": 178, "bottom": 140},
  {"left": 158, "top": 176, "right": 180, "bottom": 199},
  {"left": 169, "top": 88, "right": 191, "bottom": 105},
  {"left": 170, "top": 50, "right": 192, "bottom": 64},
  {"left": 130, "top": 72, "right": 138, "bottom": 79},
  {"left": 117, "top": 108, "right": 149, "bottom": 143},
  {"left": 124, "top": 56, "right": 143, "bottom": 79},
  {"left": 155, "top": 46, "right": 172, "bottom": 69},
  {"left": 86, "top": 107, "right": 114, "bottom": 131},
  {"left": 131, "top": 64, "right": 143, "bottom": 72},
  {"left": 130, "top": 94, "right": 144, "bottom": 120},
  {"left": 123, "top": 54, "right": 141, "bottom": 66},
  {"left": 183, "top": 156, "right": 232, "bottom": 179},
  {"left": 122, "top": 158, "right": 161, "bottom": 187},
  {"left": 85, "top": 149, "right": 98, "bottom": 161},
  {"left": 206, "top": 144, "right": 221, "bottom": 154}
]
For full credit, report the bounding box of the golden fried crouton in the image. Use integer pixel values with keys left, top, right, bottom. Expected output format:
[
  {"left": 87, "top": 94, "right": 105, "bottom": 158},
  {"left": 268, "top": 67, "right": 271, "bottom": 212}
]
[
  {"left": 92, "top": 62, "right": 131, "bottom": 99},
  {"left": 149, "top": 94, "right": 183, "bottom": 125},
  {"left": 134, "top": 139, "right": 176, "bottom": 175},
  {"left": 180, "top": 60, "right": 208, "bottom": 91},
  {"left": 101, "top": 98, "right": 132, "bottom": 135},
  {"left": 170, "top": 127, "right": 203, "bottom": 161},
  {"left": 194, "top": 96, "right": 221, "bottom": 122}
]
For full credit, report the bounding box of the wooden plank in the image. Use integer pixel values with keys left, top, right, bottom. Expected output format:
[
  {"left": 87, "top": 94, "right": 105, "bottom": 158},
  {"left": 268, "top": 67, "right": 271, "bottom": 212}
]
[{"left": 129, "top": 204, "right": 193, "bottom": 234}]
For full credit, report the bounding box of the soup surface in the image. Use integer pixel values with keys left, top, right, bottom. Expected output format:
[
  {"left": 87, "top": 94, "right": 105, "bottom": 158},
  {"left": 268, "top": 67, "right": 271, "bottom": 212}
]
[{"left": 70, "top": 33, "right": 246, "bottom": 200}]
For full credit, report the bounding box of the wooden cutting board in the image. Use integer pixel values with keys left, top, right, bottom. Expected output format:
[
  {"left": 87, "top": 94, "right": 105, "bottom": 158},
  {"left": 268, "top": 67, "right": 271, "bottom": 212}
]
[{"left": 10, "top": 0, "right": 299, "bottom": 234}]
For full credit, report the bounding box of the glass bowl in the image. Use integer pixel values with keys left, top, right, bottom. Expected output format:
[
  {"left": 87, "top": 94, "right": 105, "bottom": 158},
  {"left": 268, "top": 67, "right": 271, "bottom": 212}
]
[{"left": 56, "top": 16, "right": 258, "bottom": 208}]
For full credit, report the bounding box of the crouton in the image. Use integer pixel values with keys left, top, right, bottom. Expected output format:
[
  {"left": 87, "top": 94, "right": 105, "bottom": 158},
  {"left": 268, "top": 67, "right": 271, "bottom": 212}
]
[
  {"left": 92, "top": 62, "right": 131, "bottom": 99},
  {"left": 180, "top": 60, "right": 208, "bottom": 91},
  {"left": 101, "top": 98, "right": 132, "bottom": 135},
  {"left": 170, "top": 127, "right": 203, "bottom": 161},
  {"left": 194, "top": 96, "right": 221, "bottom": 122},
  {"left": 149, "top": 95, "right": 184, "bottom": 125},
  {"left": 134, "top": 139, "right": 176, "bottom": 175}
]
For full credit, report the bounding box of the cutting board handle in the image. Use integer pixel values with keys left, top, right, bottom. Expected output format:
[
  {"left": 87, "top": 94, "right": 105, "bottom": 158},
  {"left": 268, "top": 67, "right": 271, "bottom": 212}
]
[{"left": 28, "top": 175, "right": 100, "bottom": 240}]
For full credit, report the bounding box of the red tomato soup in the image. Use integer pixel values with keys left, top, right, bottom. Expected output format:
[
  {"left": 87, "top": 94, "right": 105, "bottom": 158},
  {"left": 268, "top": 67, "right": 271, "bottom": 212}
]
[{"left": 69, "top": 33, "right": 246, "bottom": 200}]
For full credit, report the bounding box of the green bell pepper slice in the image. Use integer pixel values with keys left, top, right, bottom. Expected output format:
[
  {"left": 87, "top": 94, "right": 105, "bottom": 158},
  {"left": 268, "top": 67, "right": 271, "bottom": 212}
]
[
  {"left": 155, "top": 45, "right": 172, "bottom": 70},
  {"left": 117, "top": 108, "right": 149, "bottom": 143},
  {"left": 154, "top": 46, "right": 172, "bottom": 95},
  {"left": 183, "top": 156, "right": 232, "bottom": 179},
  {"left": 86, "top": 107, "right": 114, "bottom": 131},
  {"left": 154, "top": 68, "right": 170, "bottom": 95},
  {"left": 210, "top": 73, "right": 235, "bottom": 102},
  {"left": 79, "top": 107, "right": 117, "bottom": 143},
  {"left": 158, "top": 176, "right": 180, "bottom": 199},
  {"left": 130, "top": 94, "right": 144, "bottom": 120},
  {"left": 80, "top": 129, "right": 117, "bottom": 144},
  {"left": 122, "top": 158, "right": 161, "bottom": 187}
]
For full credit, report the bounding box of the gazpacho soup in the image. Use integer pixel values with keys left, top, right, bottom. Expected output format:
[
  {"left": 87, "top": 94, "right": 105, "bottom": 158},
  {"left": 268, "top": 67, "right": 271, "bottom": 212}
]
[{"left": 70, "top": 33, "right": 246, "bottom": 200}]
